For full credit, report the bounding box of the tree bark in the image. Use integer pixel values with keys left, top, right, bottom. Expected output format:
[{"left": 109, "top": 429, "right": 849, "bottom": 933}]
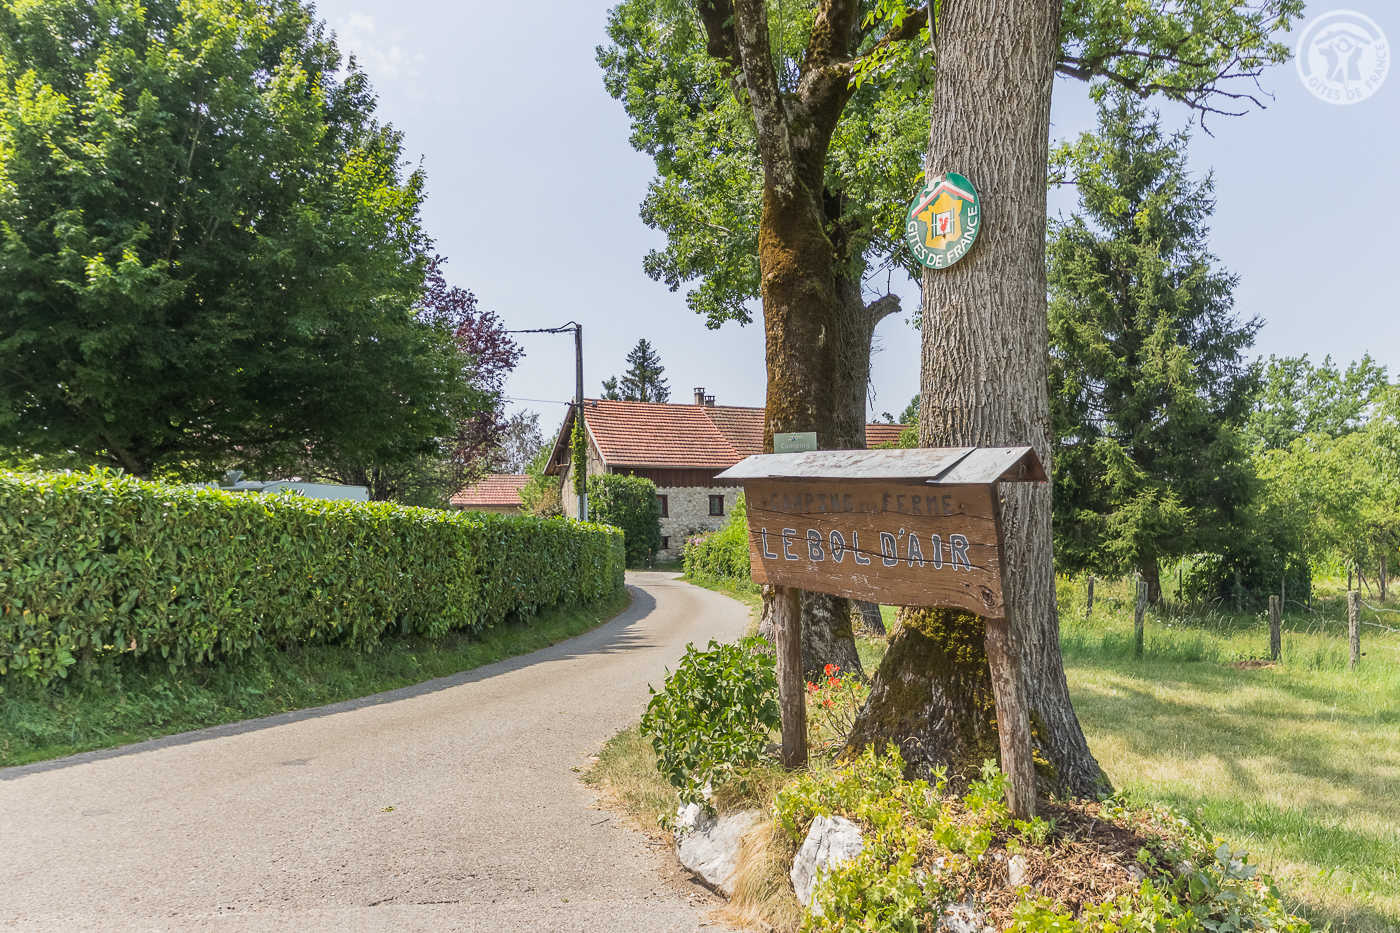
[
  {"left": 1139, "top": 558, "right": 1162, "bottom": 605},
  {"left": 845, "top": 0, "right": 1107, "bottom": 798},
  {"left": 853, "top": 600, "right": 887, "bottom": 636}
]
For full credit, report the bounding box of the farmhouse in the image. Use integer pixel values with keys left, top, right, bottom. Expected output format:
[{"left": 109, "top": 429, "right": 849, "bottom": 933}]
[
  {"left": 546, "top": 389, "right": 906, "bottom": 560},
  {"left": 449, "top": 473, "right": 528, "bottom": 514}
]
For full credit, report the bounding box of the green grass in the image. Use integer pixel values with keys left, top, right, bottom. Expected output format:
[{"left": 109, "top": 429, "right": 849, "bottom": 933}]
[
  {"left": 877, "top": 580, "right": 1399, "bottom": 930},
  {"left": 1052, "top": 576, "right": 1400, "bottom": 932},
  {"left": 0, "top": 590, "right": 631, "bottom": 768}
]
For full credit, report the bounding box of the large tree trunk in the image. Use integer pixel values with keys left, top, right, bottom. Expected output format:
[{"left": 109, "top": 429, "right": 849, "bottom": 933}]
[
  {"left": 845, "top": 0, "right": 1107, "bottom": 797},
  {"left": 755, "top": 273, "right": 898, "bottom": 678}
]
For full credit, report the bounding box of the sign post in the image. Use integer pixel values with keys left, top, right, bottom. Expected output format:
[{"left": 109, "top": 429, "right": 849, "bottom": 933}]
[{"left": 716, "top": 446, "right": 1046, "bottom": 818}]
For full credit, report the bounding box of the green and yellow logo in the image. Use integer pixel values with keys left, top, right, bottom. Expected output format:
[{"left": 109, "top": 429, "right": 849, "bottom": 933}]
[{"left": 904, "top": 172, "right": 981, "bottom": 269}]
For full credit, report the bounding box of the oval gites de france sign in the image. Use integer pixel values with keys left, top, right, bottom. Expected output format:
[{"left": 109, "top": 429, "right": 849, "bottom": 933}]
[{"left": 904, "top": 172, "right": 981, "bottom": 269}]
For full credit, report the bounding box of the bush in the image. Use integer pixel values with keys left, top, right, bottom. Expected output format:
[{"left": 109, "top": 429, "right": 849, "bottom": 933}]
[
  {"left": 683, "top": 493, "right": 750, "bottom": 580},
  {"left": 0, "top": 469, "right": 624, "bottom": 687},
  {"left": 587, "top": 473, "right": 661, "bottom": 566},
  {"left": 639, "top": 636, "right": 779, "bottom": 806}
]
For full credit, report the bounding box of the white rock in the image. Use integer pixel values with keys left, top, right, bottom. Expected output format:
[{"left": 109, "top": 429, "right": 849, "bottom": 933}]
[
  {"left": 677, "top": 808, "right": 761, "bottom": 897},
  {"left": 1007, "top": 853, "right": 1029, "bottom": 888},
  {"left": 1127, "top": 864, "right": 1147, "bottom": 884},
  {"left": 673, "top": 800, "right": 714, "bottom": 838},
  {"left": 790, "top": 815, "right": 864, "bottom": 912},
  {"left": 937, "top": 900, "right": 992, "bottom": 933}
]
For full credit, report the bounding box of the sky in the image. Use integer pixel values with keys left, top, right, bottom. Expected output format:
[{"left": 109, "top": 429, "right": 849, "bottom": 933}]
[{"left": 315, "top": 1, "right": 1398, "bottom": 440}]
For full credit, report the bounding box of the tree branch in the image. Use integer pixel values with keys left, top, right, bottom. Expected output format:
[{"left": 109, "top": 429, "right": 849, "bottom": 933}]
[{"left": 727, "top": 0, "right": 799, "bottom": 196}]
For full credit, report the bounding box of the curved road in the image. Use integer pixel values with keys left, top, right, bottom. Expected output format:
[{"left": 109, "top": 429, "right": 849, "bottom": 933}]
[{"left": 0, "top": 572, "right": 748, "bottom": 931}]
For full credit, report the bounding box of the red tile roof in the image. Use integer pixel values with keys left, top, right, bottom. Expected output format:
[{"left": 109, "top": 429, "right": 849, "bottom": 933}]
[
  {"left": 450, "top": 473, "right": 529, "bottom": 508},
  {"left": 562, "top": 399, "right": 912, "bottom": 470}
]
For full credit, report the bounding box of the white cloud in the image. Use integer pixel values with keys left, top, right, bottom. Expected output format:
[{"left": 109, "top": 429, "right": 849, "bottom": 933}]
[{"left": 332, "top": 11, "right": 424, "bottom": 85}]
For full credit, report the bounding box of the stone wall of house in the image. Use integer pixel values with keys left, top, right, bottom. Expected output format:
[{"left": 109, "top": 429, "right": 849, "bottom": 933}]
[{"left": 656, "top": 485, "right": 740, "bottom": 561}]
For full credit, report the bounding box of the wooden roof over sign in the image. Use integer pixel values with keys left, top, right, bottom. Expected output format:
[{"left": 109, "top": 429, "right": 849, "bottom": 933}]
[{"left": 715, "top": 446, "right": 1046, "bottom": 485}]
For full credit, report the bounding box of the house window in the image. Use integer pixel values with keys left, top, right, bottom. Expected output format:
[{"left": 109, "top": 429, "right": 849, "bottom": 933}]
[
  {"left": 657, "top": 494, "right": 669, "bottom": 517},
  {"left": 709, "top": 494, "right": 726, "bottom": 516},
  {"left": 661, "top": 536, "right": 670, "bottom": 551}
]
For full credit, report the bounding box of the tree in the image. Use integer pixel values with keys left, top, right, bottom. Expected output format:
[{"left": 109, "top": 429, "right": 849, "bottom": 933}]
[
  {"left": 600, "top": 0, "right": 927, "bottom": 677},
  {"left": 306, "top": 257, "right": 522, "bottom": 505},
  {"left": 488, "top": 410, "right": 546, "bottom": 473},
  {"left": 519, "top": 445, "right": 564, "bottom": 517},
  {"left": 845, "top": 0, "right": 1301, "bottom": 797},
  {"left": 1246, "top": 354, "right": 1389, "bottom": 451},
  {"left": 1047, "top": 94, "right": 1260, "bottom": 603},
  {"left": 588, "top": 473, "right": 662, "bottom": 565},
  {"left": 0, "top": 0, "right": 456, "bottom": 480},
  {"left": 601, "top": 0, "right": 1299, "bottom": 688},
  {"left": 602, "top": 338, "right": 672, "bottom": 402}
]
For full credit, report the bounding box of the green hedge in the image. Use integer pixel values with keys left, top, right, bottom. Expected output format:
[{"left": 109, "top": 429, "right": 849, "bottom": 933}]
[
  {"left": 587, "top": 473, "right": 661, "bottom": 567},
  {"left": 0, "top": 469, "right": 625, "bottom": 686},
  {"left": 682, "top": 494, "right": 750, "bottom": 581}
]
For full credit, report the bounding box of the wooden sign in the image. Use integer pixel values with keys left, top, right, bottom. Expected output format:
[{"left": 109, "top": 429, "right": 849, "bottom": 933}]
[
  {"left": 744, "top": 480, "right": 1005, "bottom": 617},
  {"left": 716, "top": 446, "right": 1047, "bottom": 818}
]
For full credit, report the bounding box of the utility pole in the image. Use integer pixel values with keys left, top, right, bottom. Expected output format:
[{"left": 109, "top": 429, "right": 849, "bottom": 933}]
[
  {"left": 507, "top": 321, "right": 587, "bottom": 522},
  {"left": 574, "top": 323, "right": 587, "bottom": 522}
]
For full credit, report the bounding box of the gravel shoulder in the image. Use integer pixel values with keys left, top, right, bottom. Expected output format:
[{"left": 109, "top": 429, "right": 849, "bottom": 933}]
[{"left": 0, "top": 572, "right": 747, "bottom": 931}]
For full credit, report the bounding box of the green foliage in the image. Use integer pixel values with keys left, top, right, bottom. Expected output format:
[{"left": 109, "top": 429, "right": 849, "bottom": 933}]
[
  {"left": 682, "top": 494, "right": 750, "bottom": 580},
  {"left": 1048, "top": 93, "right": 1260, "bottom": 585},
  {"left": 519, "top": 445, "right": 563, "bottom": 517},
  {"left": 587, "top": 473, "right": 662, "bottom": 566},
  {"left": 1253, "top": 385, "right": 1400, "bottom": 581},
  {"left": 597, "top": 0, "right": 929, "bottom": 329},
  {"left": 639, "top": 636, "right": 780, "bottom": 806},
  {"left": 571, "top": 414, "right": 588, "bottom": 499},
  {"left": 0, "top": 469, "right": 624, "bottom": 687},
  {"left": 775, "top": 745, "right": 1309, "bottom": 932},
  {"left": 0, "top": 0, "right": 467, "bottom": 479},
  {"left": 1246, "top": 354, "right": 1389, "bottom": 451},
  {"left": 603, "top": 338, "right": 671, "bottom": 402}
]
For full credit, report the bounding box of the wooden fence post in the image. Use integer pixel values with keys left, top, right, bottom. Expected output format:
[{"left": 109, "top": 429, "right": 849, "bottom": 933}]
[
  {"left": 1134, "top": 580, "right": 1147, "bottom": 658},
  {"left": 984, "top": 616, "right": 1036, "bottom": 820},
  {"left": 1085, "top": 575, "right": 1095, "bottom": 620},
  {"left": 774, "top": 585, "right": 807, "bottom": 768},
  {"left": 1348, "top": 590, "right": 1361, "bottom": 670},
  {"left": 1268, "top": 594, "right": 1281, "bottom": 661}
]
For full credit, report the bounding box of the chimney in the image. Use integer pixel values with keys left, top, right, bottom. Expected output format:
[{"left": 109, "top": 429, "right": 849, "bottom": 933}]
[
  {"left": 704, "top": 394, "right": 715, "bottom": 406},
  {"left": 694, "top": 387, "right": 706, "bottom": 405}
]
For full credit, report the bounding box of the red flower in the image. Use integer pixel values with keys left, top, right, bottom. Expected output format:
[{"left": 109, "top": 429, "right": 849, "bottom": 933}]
[
  {"left": 828, "top": 676, "right": 839, "bottom": 688},
  {"left": 824, "top": 663, "right": 838, "bottom": 676}
]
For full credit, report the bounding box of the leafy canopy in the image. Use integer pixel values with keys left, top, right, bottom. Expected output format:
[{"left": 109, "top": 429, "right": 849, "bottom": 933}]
[{"left": 0, "top": 0, "right": 469, "bottom": 481}]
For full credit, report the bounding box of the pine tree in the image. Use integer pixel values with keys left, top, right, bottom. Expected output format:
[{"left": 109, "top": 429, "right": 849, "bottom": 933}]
[
  {"left": 1047, "top": 93, "right": 1260, "bottom": 603},
  {"left": 606, "top": 339, "right": 671, "bottom": 403}
]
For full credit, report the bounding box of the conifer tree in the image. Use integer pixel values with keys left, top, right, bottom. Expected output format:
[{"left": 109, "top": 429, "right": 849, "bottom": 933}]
[
  {"left": 605, "top": 339, "right": 671, "bottom": 403},
  {"left": 1048, "top": 93, "right": 1260, "bottom": 603}
]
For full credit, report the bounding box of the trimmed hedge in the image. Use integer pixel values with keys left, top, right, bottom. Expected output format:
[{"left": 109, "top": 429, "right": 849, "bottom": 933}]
[
  {"left": 587, "top": 473, "right": 661, "bottom": 567},
  {"left": 682, "top": 494, "right": 750, "bottom": 581},
  {"left": 0, "top": 469, "right": 625, "bottom": 686}
]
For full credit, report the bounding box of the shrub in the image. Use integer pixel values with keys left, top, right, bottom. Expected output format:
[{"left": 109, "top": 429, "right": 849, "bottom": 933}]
[
  {"left": 683, "top": 493, "right": 750, "bottom": 580},
  {"left": 0, "top": 469, "right": 624, "bottom": 687},
  {"left": 587, "top": 473, "right": 661, "bottom": 566},
  {"left": 639, "top": 636, "right": 780, "bottom": 806}
]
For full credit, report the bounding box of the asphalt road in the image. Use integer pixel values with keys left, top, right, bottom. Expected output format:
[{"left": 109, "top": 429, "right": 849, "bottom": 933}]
[{"left": 0, "top": 572, "right": 748, "bottom": 932}]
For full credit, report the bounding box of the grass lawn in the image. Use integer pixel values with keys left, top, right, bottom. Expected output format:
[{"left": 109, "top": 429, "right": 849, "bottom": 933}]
[
  {"left": 1052, "top": 577, "right": 1400, "bottom": 932},
  {"left": 1, "top": 589, "right": 630, "bottom": 768}
]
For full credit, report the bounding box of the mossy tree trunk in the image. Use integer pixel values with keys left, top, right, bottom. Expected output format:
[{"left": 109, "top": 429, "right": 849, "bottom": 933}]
[
  {"left": 844, "top": 0, "right": 1107, "bottom": 798},
  {"left": 698, "top": 0, "right": 901, "bottom": 680}
]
